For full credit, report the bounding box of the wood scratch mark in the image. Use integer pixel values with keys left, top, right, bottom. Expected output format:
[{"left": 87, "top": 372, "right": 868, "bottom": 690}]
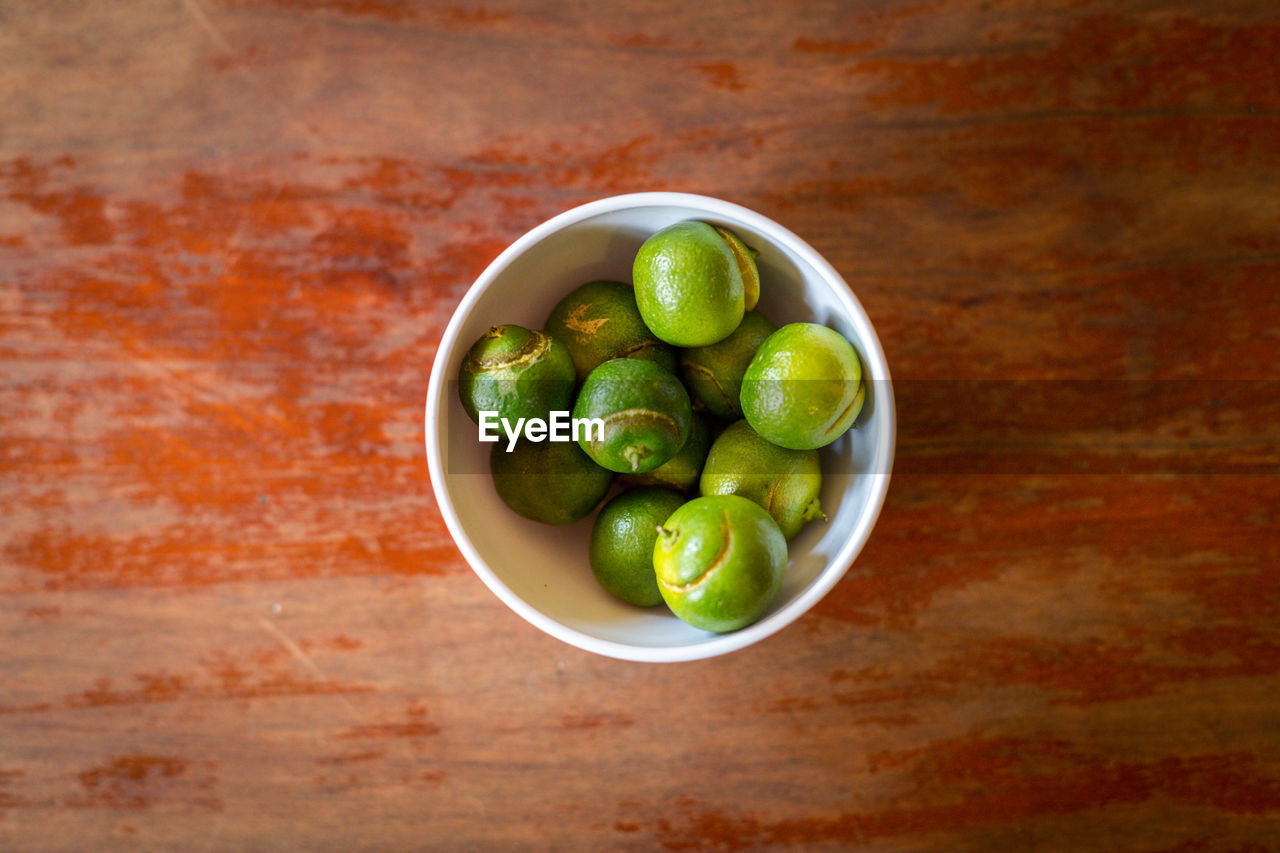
[
  {"left": 110, "top": 336, "right": 306, "bottom": 440},
  {"left": 256, "top": 616, "right": 357, "bottom": 713},
  {"left": 180, "top": 0, "right": 233, "bottom": 54},
  {"left": 201, "top": 800, "right": 228, "bottom": 851},
  {"left": 224, "top": 177, "right": 286, "bottom": 253},
  {"left": 177, "top": 0, "right": 300, "bottom": 253}
]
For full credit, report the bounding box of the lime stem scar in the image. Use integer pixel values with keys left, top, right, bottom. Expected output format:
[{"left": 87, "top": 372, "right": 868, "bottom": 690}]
[
  {"left": 470, "top": 328, "right": 551, "bottom": 371},
  {"left": 658, "top": 510, "right": 731, "bottom": 593}
]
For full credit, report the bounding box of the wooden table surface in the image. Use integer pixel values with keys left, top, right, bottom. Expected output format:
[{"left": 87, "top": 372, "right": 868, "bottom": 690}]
[{"left": 3, "top": 1, "right": 1279, "bottom": 850}]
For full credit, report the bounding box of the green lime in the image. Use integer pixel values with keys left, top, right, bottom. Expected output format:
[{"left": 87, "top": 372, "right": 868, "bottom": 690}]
[
  {"left": 573, "top": 358, "right": 692, "bottom": 474},
  {"left": 741, "top": 323, "right": 864, "bottom": 450},
  {"left": 709, "top": 225, "right": 760, "bottom": 312},
  {"left": 545, "top": 280, "right": 677, "bottom": 382},
  {"left": 653, "top": 494, "right": 787, "bottom": 633},
  {"left": 699, "top": 419, "right": 824, "bottom": 540},
  {"left": 458, "top": 324, "right": 575, "bottom": 426},
  {"left": 679, "top": 310, "right": 776, "bottom": 420},
  {"left": 489, "top": 439, "right": 613, "bottom": 525},
  {"left": 588, "top": 487, "right": 687, "bottom": 606},
  {"left": 633, "top": 220, "right": 744, "bottom": 347},
  {"left": 619, "top": 412, "right": 712, "bottom": 494}
]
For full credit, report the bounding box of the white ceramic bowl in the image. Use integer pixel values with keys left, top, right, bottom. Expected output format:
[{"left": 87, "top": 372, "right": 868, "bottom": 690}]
[{"left": 424, "top": 193, "right": 895, "bottom": 662}]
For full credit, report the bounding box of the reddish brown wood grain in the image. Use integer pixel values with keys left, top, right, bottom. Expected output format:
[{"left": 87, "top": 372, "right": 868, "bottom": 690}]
[{"left": 3, "top": 1, "right": 1279, "bottom": 850}]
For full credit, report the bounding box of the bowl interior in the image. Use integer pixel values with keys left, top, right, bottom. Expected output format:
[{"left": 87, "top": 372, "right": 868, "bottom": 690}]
[{"left": 427, "top": 197, "right": 893, "bottom": 661}]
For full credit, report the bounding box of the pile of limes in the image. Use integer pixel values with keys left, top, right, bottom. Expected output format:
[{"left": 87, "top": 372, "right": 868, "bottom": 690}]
[{"left": 457, "top": 220, "right": 865, "bottom": 633}]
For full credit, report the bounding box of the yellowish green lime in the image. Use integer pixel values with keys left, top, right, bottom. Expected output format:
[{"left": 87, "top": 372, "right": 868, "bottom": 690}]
[
  {"left": 741, "top": 323, "right": 864, "bottom": 450},
  {"left": 699, "top": 419, "right": 824, "bottom": 540},
  {"left": 653, "top": 494, "right": 787, "bottom": 633},
  {"left": 710, "top": 225, "right": 760, "bottom": 311},
  {"left": 632, "top": 220, "right": 744, "bottom": 347}
]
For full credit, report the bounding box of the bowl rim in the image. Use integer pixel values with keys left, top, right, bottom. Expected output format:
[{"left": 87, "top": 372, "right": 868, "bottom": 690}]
[{"left": 424, "top": 191, "right": 896, "bottom": 662}]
